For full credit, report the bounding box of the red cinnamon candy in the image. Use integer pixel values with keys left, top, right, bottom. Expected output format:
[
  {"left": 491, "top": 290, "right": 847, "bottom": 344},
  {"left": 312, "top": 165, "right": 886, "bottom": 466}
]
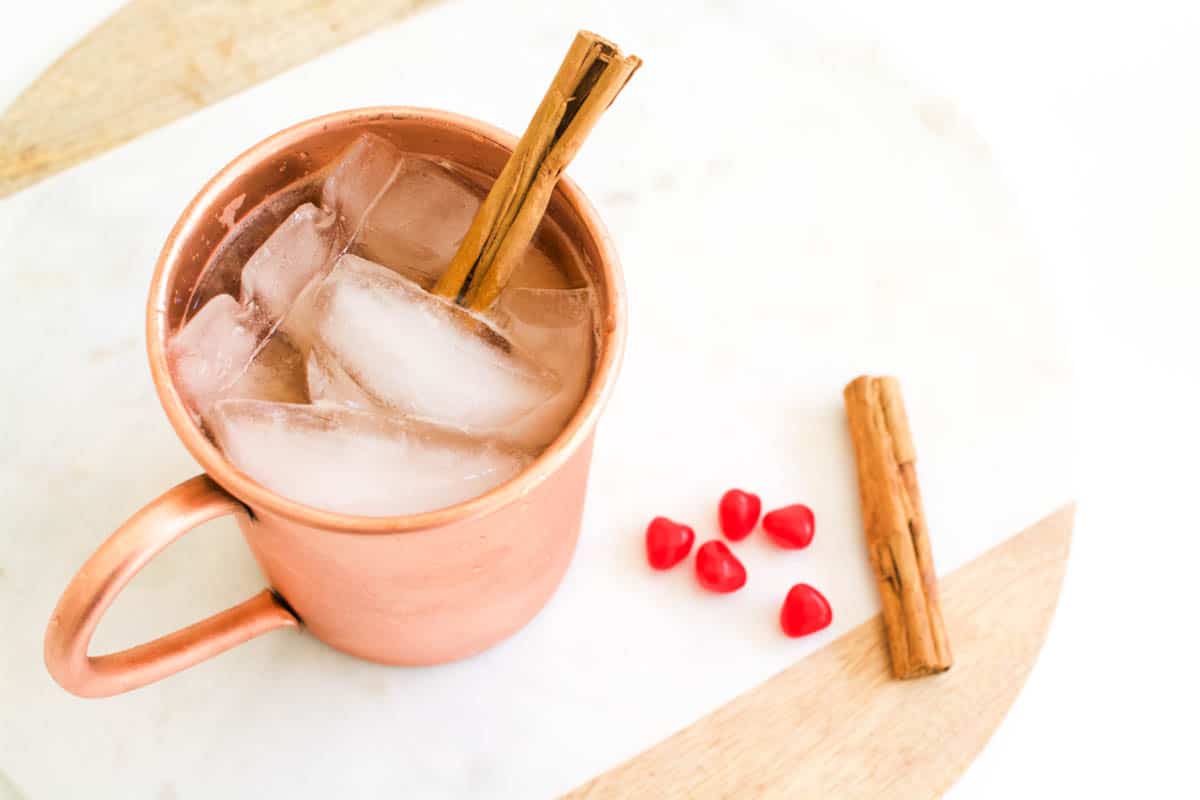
[
  {"left": 695, "top": 541, "right": 747, "bottom": 593},
  {"left": 762, "top": 504, "right": 815, "bottom": 549},
  {"left": 645, "top": 517, "right": 695, "bottom": 570},
  {"left": 718, "top": 489, "right": 761, "bottom": 541},
  {"left": 780, "top": 583, "right": 833, "bottom": 637}
]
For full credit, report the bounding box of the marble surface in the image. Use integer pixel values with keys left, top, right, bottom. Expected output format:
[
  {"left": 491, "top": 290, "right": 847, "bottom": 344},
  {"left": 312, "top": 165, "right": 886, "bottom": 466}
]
[{"left": 0, "top": 1, "right": 1076, "bottom": 797}]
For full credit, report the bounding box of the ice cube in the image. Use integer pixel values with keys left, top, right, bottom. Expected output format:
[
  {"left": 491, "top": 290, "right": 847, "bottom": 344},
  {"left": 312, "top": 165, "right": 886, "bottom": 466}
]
[
  {"left": 167, "top": 294, "right": 266, "bottom": 413},
  {"left": 352, "top": 158, "right": 483, "bottom": 286},
  {"left": 239, "top": 202, "right": 344, "bottom": 342},
  {"left": 210, "top": 399, "right": 528, "bottom": 516},
  {"left": 321, "top": 134, "right": 403, "bottom": 238},
  {"left": 310, "top": 254, "right": 559, "bottom": 432},
  {"left": 490, "top": 287, "right": 596, "bottom": 448},
  {"left": 322, "top": 134, "right": 483, "bottom": 287},
  {"left": 507, "top": 241, "right": 573, "bottom": 290},
  {"left": 168, "top": 294, "right": 310, "bottom": 415},
  {"left": 305, "top": 345, "right": 372, "bottom": 409},
  {"left": 229, "top": 334, "right": 308, "bottom": 405}
]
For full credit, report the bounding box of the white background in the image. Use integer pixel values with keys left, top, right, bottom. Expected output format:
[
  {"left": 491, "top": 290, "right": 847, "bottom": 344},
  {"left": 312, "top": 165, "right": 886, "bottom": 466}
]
[{"left": 1, "top": 1, "right": 1196, "bottom": 797}]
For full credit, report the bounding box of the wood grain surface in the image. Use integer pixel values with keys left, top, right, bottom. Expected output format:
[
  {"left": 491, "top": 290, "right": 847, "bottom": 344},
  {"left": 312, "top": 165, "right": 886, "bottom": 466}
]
[
  {"left": 0, "top": 0, "right": 435, "bottom": 198},
  {"left": 567, "top": 504, "right": 1074, "bottom": 799}
]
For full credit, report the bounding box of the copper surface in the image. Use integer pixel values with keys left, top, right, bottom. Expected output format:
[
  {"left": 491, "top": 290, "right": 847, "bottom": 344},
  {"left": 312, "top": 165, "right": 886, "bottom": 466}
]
[
  {"left": 44, "top": 475, "right": 299, "bottom": 697},
  {"left": 44, "top": 108, "right": 627, "bottom": 696}
]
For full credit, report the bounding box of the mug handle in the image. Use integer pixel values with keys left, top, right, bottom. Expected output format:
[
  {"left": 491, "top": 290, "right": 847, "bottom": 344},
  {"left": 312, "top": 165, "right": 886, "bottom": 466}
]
[{"left": 44, "top": 474, "right": 300, "bottom": 697}]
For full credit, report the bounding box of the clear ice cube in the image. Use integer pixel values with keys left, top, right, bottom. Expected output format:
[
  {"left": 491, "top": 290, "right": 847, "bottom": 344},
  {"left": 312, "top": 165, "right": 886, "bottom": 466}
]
[
  {"left": 310, "top": 254, "right": 559, "bottom": 433},
  {"left": 322, "top": 134, "right": 483, "bottom": 287},
  {"left": 230, "top": 334, "right": 308, "bottom": 405},
  {"left": 239, "top": 202, "right": 344, "bottom": 343},
  {"left": 167, "top": 294, "right": 266, "bottom": 413},
  {"left": 305, "top": 345, "right": 372, "bottom": 409},
  {"left": 489, "top": 287, "right": 596, "bottom": 448},
  {"left": 168, "top": 295, "right": 309, "bottom": 414},
  {"left": 321, "top": 134, "right": 402, "bottom": 238},
  {"left": 209, "top": 399, "right": 528, "bottom": 516},
  {"left": 507, "top": 242, "right": 573, "bottom": 290}
]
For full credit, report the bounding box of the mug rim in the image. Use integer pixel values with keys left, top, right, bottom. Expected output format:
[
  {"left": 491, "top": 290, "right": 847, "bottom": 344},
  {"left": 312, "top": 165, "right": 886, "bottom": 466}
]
[{"left": 146, "top": 106, "right": 627, "bottom": 535}]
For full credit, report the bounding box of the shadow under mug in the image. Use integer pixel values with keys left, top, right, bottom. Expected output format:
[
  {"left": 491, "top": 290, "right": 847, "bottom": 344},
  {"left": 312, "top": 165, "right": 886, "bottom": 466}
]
[{"left": 44, "top": 107, "right": 627, "bottom": 698}]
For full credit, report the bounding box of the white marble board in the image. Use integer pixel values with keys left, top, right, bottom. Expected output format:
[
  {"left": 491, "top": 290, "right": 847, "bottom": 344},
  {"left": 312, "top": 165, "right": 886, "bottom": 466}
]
[{"left": 0, "top": 1, "right": 1074, "bottom": 796}]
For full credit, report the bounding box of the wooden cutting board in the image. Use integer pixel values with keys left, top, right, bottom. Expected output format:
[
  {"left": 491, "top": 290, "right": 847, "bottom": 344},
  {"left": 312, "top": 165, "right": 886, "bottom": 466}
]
[
  {"left": 0, "top": 4, "right": 1075, "bottom": 796},
  {"left": 0, "top": 0, "right": 435, "bottom": 198},
  {"left": 568, "top": 505, "right": 1073, "bottom": 798}
]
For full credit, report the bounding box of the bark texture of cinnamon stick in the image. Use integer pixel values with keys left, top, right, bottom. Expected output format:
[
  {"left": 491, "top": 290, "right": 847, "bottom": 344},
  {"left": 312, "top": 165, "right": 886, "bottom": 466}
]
[
  {"left": 432, "top": 30, "right": 640, "bottom": 311},
  {"left": 844, "top": 376, "right": 952, "bottom": 679}
]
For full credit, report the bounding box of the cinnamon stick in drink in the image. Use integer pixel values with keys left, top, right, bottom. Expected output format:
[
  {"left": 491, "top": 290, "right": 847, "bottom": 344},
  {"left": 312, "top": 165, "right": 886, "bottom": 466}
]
[
  {"left": 433, "top": 30, "right": 640, "bottom": 310},
  {"left": 843, "top": 376, "right": 952, "bottom": 679}
]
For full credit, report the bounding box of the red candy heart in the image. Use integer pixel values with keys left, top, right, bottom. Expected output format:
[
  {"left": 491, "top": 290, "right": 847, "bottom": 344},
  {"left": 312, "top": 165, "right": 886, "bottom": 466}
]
[
  {"left": 780, "top": 583, "right": 832, "bottom": 637},
  {"left": 718, "top": 489, "right": 762, "bottom": 541},
  {"left": 762, "top": 504, "right": 815, "bottom": 549},
  {"left": 645, "top": 517, "right": 695, "bottom": 570},
  {"left": 695, "top": 540, "right": 747, "bottom": 593}
]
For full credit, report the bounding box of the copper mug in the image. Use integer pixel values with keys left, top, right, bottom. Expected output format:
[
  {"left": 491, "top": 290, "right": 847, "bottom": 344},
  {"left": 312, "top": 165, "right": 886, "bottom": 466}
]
[{"left": 44, "top": 108, "right": 626, "bottom": 698}]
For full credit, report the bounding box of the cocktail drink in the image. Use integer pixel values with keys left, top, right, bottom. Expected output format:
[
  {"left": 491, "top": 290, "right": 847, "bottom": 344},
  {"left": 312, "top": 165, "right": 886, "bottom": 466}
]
[
  {"left": 168, "top": 134, "right": 597, "bottom": 516},
  {"left": 45, "top": 34, "right": 639, "bottom": 697}
]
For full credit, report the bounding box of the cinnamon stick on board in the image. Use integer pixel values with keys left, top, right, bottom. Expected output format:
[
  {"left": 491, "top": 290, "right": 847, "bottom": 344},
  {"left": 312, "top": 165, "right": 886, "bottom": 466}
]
[
  {"left": 433, "top": 30, "right": 640, "bottom": 311},
  {"left": 843, "top": 376, "right": 952, "bottom": 679}
]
